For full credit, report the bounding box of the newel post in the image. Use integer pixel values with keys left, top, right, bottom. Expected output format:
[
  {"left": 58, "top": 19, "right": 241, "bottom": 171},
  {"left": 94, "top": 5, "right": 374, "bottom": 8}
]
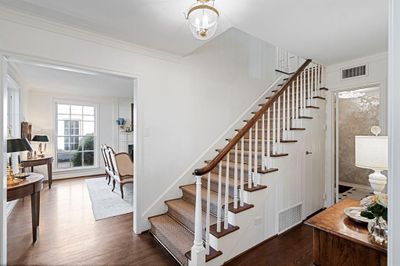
[{"left": 189, "top": 175, "right": 206, "bottom": 266}]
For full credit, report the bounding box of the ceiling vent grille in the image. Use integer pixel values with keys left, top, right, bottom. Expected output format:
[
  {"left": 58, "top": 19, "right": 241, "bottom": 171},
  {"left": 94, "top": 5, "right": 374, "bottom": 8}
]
[
  {"left": 341, "top": 65, "right": 367, "bottom": 80},
  {"left": 278, "top": 203, "right": 302, "bottom": 233}
]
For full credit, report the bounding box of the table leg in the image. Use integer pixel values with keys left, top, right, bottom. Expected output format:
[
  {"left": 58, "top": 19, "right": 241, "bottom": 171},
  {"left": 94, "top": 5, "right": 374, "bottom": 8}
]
[
  {"left": 30, "top": 192, "right": 40, "bottom": 243},
  {"left": 47, "top": 162, "right": 52, "bottom": 189}
]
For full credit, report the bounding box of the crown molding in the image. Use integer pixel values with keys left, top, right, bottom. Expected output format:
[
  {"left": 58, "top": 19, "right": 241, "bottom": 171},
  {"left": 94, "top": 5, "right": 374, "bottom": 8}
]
[{"left": 0, "top": 5, "right": 183, "bottom": 64}]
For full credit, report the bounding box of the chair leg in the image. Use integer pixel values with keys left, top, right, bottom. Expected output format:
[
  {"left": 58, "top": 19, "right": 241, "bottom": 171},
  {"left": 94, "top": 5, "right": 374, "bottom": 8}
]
[
  {"left": 120, "top": 184, "right": 124, "bottom": 199},
  {"left": 108, "top": 176, "right": 111, "bottom": 185},
  {"left": 112, "top": 179, "right": 116, "bottom": 192}
]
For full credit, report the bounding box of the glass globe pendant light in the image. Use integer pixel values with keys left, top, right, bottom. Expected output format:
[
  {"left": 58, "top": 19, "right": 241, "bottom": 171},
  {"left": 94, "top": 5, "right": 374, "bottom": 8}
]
[{"left": 186, "top": 0, "right": 219, "bottom": 40}]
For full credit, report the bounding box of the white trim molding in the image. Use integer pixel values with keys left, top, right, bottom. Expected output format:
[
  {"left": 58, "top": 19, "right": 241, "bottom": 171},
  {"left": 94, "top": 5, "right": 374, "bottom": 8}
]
[
  {"left": 0, "top": 55, "right": 8, "bottom": 265},
  {"left": 388, "top": 0, "right": 400, "bottom": 265}
]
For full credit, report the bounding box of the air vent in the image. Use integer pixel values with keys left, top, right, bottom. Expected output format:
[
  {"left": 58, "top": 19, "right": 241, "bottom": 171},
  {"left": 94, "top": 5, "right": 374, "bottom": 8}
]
[
  {"left": 341, "top": 65, "right": 367, "bottom": 79},
  {"left": 278, "top": 203, "right": 302, "bottom": 233}
]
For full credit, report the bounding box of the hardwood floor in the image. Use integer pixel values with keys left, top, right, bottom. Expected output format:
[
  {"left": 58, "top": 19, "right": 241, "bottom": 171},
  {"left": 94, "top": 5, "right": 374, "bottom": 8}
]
[
  {"left": 8, "top": 177, "right": 313, "bottom": 266},
  {"left": 225, "top": 224, "right": 313, "bottom": 266},
  {"left": 7, "top": 178, "right": 178, "bottom": 266}
]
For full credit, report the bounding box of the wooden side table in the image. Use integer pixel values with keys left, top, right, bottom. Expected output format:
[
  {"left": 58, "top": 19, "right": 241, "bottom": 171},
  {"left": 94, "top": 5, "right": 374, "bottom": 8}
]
[
  {"left": 305, "top": 199, "right": 387, "bottom": 266},
  {"left": 7, "top": 173, "right": 44, "bottom": 243},
  {"left": 21, "top": 157, "right": 53, "bottom": 188}
]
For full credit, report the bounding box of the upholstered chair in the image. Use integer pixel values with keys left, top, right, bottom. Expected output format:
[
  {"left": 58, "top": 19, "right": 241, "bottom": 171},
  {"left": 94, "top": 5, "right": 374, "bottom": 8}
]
[{"left": 106, "top": 147, "right": 133, "bottom": 199}]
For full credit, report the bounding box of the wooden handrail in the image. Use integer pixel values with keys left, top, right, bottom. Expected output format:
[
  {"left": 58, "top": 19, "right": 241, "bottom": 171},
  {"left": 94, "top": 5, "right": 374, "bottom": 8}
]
[{"left": 193, "top": 59, "right": 312, "bottom": 176}]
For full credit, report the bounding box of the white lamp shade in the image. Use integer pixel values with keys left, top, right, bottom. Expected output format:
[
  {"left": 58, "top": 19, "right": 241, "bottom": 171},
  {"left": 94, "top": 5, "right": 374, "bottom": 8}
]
[{"left": 355, "top": 136, "right": 388, "bottom": 171}]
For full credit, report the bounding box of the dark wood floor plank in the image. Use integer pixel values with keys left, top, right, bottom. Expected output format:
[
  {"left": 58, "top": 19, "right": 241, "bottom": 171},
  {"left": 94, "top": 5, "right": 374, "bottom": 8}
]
[
  {"left": 225, "top": 224, "right": 313, "bottom": 266},
  {"left": 7, "top": 178, "right": 179, "bottom": 266}
]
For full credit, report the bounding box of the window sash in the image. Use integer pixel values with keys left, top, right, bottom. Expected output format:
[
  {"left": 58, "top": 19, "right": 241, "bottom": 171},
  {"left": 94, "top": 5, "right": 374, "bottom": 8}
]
[{"left": 55, "top": 102, "right": 97, "bottom": 170}]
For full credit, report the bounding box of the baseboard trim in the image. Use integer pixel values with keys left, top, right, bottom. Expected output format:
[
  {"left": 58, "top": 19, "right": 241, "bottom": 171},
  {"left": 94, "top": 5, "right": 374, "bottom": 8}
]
[
  {"left": 51, "top": 173, "right": 104, "bottom": 181},
  {"left": 223, "top": 234, "right": 278, "bottom": 265}
]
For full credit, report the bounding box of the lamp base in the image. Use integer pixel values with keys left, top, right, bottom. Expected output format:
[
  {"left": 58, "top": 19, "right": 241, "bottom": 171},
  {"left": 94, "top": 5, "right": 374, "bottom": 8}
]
[{"left": 369, "top": 170, "right": 387, "bottom": 194}]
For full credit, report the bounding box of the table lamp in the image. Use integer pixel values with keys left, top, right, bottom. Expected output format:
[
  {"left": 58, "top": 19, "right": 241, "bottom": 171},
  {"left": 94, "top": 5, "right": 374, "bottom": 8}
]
[
  {"left": 355, "top": 126, "right": 388, "bottom": 194},
  {"left": 32, "top": 135, "right": 49, "bottom": 158},
  {"left": 7, "top": 138, "right": 33, "bottom": 186}
]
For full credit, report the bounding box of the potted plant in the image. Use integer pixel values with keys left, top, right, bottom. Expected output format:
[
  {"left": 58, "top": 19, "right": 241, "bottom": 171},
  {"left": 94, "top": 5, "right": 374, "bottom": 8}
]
[{"left": 360, "top": 193, "right": 388, "bottom": 245}]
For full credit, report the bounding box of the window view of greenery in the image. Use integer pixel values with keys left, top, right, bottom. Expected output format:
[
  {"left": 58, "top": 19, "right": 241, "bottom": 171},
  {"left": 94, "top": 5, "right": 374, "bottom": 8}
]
[{"left": 56, "top": 104, "right": 96, "bottom": 169}]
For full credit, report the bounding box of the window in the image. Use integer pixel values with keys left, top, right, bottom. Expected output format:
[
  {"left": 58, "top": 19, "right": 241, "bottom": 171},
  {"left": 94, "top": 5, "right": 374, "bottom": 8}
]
[{"left": 56, "top": 103, "right": 96, "bottom": 169}]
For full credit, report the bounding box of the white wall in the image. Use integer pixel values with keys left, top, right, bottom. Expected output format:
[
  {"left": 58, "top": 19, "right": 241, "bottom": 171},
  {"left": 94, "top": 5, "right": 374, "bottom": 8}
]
[
  {"left": 324, "top": 52, "right": 388, "bottom": 206},
  {"left": 25, "top": 89, "right": 126, "bottom": 179},
  {"left": 0, "top": 8, "right": 277, "bottom": 235},
  {"left": 116, "top": 98, "right": 133, "bottom": 152}
]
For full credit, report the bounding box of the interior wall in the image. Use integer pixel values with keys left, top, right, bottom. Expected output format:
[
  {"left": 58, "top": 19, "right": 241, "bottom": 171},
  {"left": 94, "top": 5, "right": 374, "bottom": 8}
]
[
  {"left": 25, "top": 89, "right": 133, "bottom": 179},
  {"left": 338, "top": 89, "right": 380, "bottom": 186},
  {"left": 324, "top": 52, "right": 388, "bottom": 206},
  {"left": 0, "top": 8, "right": 277, "bottom": 233}
]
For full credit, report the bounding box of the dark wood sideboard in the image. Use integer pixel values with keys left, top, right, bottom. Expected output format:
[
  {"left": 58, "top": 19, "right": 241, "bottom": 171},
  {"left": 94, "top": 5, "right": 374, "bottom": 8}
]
[
  {"left": 305, "top": 199, "right": 387, "bottom": 266},
  {"left": 7, "top": 173, "right": 44, "bottom": 243}
]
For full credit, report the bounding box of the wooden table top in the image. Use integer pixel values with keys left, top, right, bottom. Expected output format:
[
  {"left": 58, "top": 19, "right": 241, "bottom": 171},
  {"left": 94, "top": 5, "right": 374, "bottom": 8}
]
[
  {"left": 21, "top": 156, "right": 53, "bottom": 162},
  {"left": 305, "top": 198, "right": 387, "bottom": 253},
  {"left": 7, "top": 173, "right": 44, "bottom": 191}
]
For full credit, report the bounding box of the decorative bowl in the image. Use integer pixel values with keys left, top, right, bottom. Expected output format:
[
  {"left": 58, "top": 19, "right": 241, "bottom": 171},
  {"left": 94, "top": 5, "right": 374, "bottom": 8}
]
[{"left": 344, "top": 206, "right": 373, "bottom": 224}]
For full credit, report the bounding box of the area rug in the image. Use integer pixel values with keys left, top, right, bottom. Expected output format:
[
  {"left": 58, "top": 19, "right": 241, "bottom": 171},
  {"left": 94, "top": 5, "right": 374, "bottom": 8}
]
[{"left": 85, "top": 177, "right": 133, "bottom": 221}]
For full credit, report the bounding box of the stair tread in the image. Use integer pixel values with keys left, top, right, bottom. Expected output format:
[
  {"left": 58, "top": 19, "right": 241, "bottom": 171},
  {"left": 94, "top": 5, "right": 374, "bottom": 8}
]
[
  {"left": 166, "top": 198, "right": 217, "bottom": 232},
  {"left": 149, "top": 214, "right": 193, "bottom": 265}
]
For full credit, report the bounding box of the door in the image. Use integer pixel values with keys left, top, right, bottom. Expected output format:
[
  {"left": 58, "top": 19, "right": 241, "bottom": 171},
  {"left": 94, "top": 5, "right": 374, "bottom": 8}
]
[{"left": 304, "top": 110, "right": 326, "bottom": 217}]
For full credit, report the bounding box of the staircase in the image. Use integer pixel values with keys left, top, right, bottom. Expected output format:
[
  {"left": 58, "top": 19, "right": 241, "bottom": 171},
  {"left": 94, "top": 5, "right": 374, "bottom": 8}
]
[{"left": 149, "top": 58, "right": 327, "bottom": 265}]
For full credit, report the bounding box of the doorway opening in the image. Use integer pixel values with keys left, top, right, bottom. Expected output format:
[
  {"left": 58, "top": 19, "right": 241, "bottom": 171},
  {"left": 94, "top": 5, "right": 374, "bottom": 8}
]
[
  {"left": 3, "top": 56, "right": 137, "bottom": 265},
  {"left": 334, "top": 86, "right": 382, "bottom": 202}
]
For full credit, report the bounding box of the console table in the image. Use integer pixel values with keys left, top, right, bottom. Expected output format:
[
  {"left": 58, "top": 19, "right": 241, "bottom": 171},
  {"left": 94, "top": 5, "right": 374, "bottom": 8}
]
[
  {"left": 7, "top": 173, "right": 44, "bottom": 243},
  {"left": 305, "top": 199, "right": 387, "bottom": 266},
  {"left": 21, "top": 157, "right": 53, "bottom": 188}
]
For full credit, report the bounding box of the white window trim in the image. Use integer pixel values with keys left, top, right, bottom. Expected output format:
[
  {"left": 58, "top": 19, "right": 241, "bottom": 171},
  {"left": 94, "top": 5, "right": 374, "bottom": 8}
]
[{"left": 53, "top": 99, "right": 100, "bottom": 171}]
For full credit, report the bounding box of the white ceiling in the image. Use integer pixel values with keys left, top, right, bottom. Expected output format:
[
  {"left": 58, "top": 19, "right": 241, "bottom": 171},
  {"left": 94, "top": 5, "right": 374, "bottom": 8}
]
[
  {"left": 0, "top": 0, "right": 388, "bottom": 64},
  {"left": 10, "top": 60, "right": 134, "bottom": 98}
]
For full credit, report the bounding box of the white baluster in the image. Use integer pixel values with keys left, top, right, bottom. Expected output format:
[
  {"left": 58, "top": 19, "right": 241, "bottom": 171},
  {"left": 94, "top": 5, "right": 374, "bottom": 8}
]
[
  {"left": 261, "top": 113, "right": 266, "bottom": 171},
  {"left": 248, "top": 127, "right": 252, "bottom": 189},
  {"left": 272, "top": 101, "right": 276, "bottom": 154},
  {"left": 312, "top": 66, "right": 315, "bottom": 105},
  {"left": 283, "top": 91, "right": 286, "bottom": 140},
  {"left": 303, "top": 70, "right": 307, "bottom": 114},
  {"left": 291, "top": 81, "right": 295, "bottom": 126},
  {"left": 240, "top": 137, "right": 244, "bottom": 207},
  {"left": 205, "top": 172, "right": 211, "bottom": 255},
  {"left": 224, "top": 154, "right": 229, "bottom": 230},
  {"left": 217, "top": 162, "right": 222, "bottom": 232},
  {"left": 300, "top": 71, "right": 303, "bottom": 116},
  {"left": 286, "top": 85, "right": 291, "bottom": 139},
  {"left": 267, "top": 108, "right": 271, "bottom": 168},
  {"left": 277, "top": 96, "right": 281, "bottom": 153},
  {"left": 234, "top": 144, "right": 238, "bottom": 209},
  {"left": 307, "top": 67, "right": 312, "bottom": 105},
  {"left": 317, "top": 65, "right": 320, "bottom": 96},
  {"left": 295, "top": 76, "right": 299, "bottom": 122},
  {"left": 254, "top": 121, "right": 258, "bottom": 186},
  {"left": 191, "top": 175, "right": 206, "bottom": 264}
]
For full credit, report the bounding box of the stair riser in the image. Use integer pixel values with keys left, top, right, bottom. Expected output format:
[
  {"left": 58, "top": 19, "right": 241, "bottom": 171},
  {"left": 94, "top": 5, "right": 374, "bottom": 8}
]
[
  {"left": 210, "top": 164, "right": 252, "bottom": 179},
  {"left": 201, "top": 176, "right": 235, "bottom": 196},
  {"left": 182, "top": 189, "right": 221, "bottom": 217},
  {"left": 166, "top": 206, "right": 208, "bottom": 239}
]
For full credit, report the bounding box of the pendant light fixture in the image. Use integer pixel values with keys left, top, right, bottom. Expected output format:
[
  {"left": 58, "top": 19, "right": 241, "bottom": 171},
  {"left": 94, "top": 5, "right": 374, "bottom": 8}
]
[{"left": 186, "top": 0, "right": 219, "bottom": 40}]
